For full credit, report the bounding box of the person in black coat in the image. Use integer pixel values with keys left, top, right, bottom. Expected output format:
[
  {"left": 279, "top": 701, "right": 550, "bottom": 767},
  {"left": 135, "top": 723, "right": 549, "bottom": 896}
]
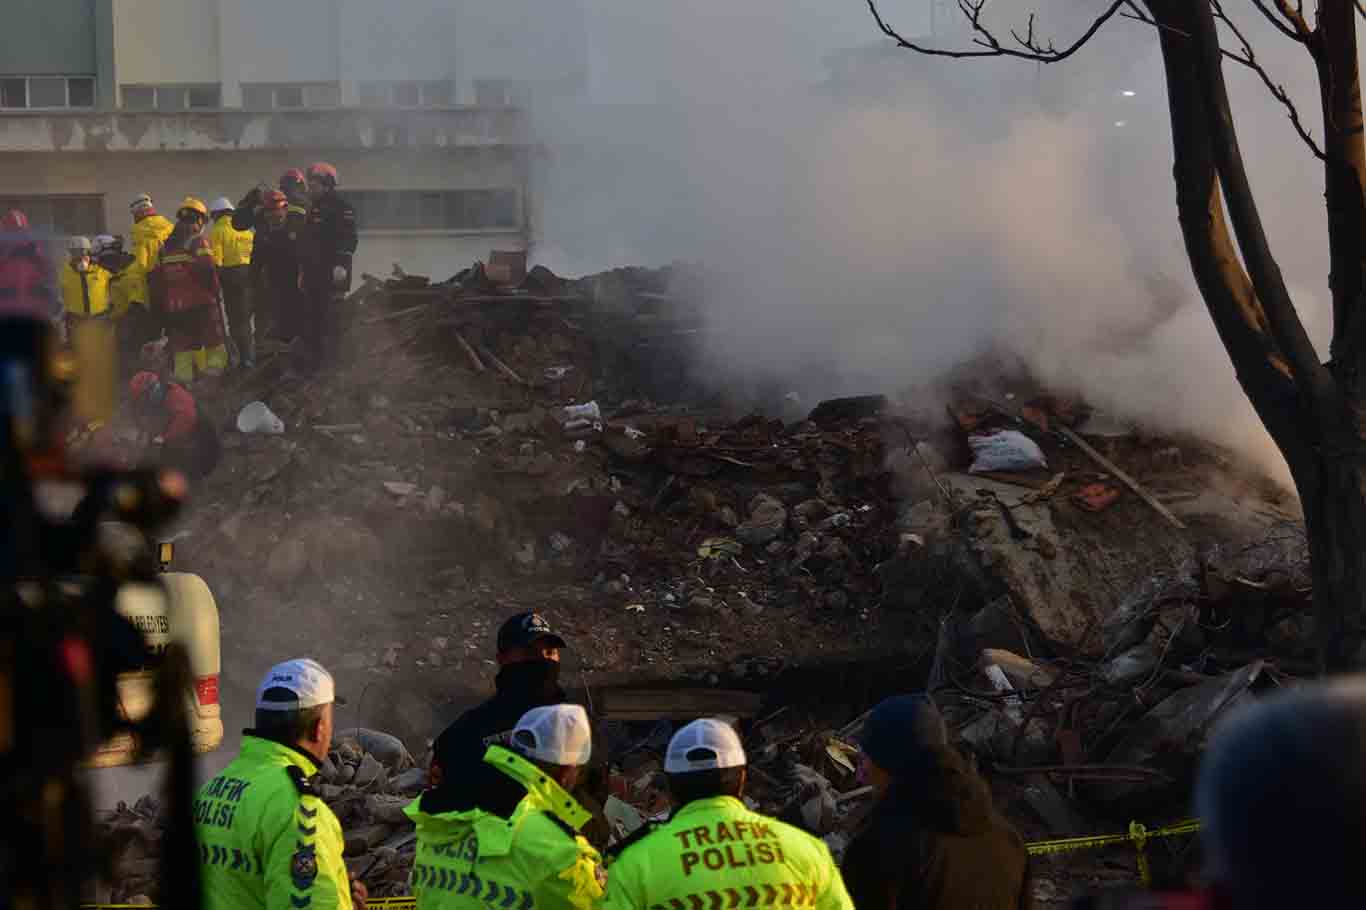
[
  {"left": 842, "top": 694, "right": 1031, "bottom": 910},
  {"left": 423, "top": 612, "right": 568, "bottom": 816}
]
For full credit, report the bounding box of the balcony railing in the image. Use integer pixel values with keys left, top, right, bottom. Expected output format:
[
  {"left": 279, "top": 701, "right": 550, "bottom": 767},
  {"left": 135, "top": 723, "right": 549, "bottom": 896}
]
[{"left": 0, "top": 106, "right": 527, "bottom": 152}]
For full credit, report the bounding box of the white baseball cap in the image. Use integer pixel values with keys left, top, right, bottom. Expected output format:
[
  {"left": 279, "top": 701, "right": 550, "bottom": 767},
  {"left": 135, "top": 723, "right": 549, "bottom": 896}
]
[
  {"left": 255, "top": 658, "right": 336, "bottom": 711},
  {"left": 665, "top": 718, "right": 747, "bottom": 773},
  {"left": 511, "top": 704, "right": 592, "bottom": 766}
]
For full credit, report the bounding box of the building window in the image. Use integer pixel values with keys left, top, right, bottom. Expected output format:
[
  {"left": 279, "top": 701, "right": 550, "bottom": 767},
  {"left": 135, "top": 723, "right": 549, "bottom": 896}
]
[
  {"left": 356, "top": 80, "right": 455, "bottom": 108},
  {"left": 242, "top": 83, "right": 341, "bottom": 110},
  {"left": 0, "top": 195, "right": 104, "bottom": 236},
  {"left": 0, "top": 76, "right": 97, "bottom": 110},
  {"left": 349, "top": 189, "right": 520, "bottom": 231},
  {"left": 120, "top": 84, "right": 221, "bottom": 111}
]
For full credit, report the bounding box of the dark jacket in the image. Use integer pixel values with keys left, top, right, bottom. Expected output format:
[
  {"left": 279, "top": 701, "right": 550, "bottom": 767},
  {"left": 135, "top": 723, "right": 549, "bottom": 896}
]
[
  {"left": 424, "top": 660, "right": 567, "bottom": 815},
  {"left": 841, "top": 746, "right": 1031, "bottom": 910},
  {"left": 232, "top": 186, "right": 310, "bottom": 233},
  {"left": 300, "top": 192, "right": 357, "bottom": 292}
]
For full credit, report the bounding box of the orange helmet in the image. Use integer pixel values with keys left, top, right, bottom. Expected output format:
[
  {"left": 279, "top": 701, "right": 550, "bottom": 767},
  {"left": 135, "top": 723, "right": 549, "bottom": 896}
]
[
  {"left": 306, "top": 162, "right": 338, "bottom": 187},
  {"left": 0, "top": 209, "right": 28, "bottom": 232},
  {"left": 130, "top": 371, "right": 162, "bottom": 400},
  {"left": 262, "top": 189, "right": 288, "bottom": 211}
]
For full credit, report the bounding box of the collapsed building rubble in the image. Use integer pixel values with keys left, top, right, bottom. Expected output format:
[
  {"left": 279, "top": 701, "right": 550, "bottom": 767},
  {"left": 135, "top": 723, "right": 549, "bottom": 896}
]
[{"left": 102, "top": 256, "right": 1318, "bottom": 905}]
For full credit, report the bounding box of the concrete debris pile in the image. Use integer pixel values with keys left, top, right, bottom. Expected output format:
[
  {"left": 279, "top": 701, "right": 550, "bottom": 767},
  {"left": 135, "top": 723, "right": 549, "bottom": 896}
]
[
  {"left": 96, "top": 729, "right": 426, "bottom": 902},
  {"left": 466, "top": 394, "right": 896, "bottom": 630},
  {"left": 95, "top": 795, "right": 164, "bottom": 904},
  {"left": 318, "top": 728, "right": 425, "bottom": 897}
]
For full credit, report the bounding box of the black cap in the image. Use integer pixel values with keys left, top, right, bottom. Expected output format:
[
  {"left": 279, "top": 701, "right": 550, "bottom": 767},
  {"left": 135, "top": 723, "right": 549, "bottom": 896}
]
[
  {"left": 859, "top": 693, "right": 947, "bottom": 777},
  {"left": 496, "top": 612, "right": 567, "bottom": 653}
]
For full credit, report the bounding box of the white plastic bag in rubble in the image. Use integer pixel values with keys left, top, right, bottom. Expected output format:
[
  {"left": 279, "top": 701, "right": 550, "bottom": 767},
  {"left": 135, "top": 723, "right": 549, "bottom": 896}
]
[
  {"left": 968, "top": 429, "right": 1048, "bottom": 474},
  {"left": 236, "top": 401, "right": 285, "bottom": 434}
]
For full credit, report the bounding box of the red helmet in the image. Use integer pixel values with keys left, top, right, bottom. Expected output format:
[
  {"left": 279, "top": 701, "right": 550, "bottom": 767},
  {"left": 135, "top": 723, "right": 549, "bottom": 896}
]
[
  {"left": 129, "top": 371, "right": 161, "bottom": 400},
  {"left": 262, "top": 189, "right": 288, "bottom": 211},
  {"left": 306, "top": 162, "right": 338, "bottom": 187},
  {"left": 1, "top": 209, "right": 29, "bottom": 232},
  {"left": 279, "top": 168, "right": 306, "bottom": 191}
]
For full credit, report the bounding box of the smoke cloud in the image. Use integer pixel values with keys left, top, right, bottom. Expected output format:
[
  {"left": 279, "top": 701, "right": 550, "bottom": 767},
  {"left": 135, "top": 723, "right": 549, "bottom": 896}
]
[{"left": 531, "top": 0, "right": 1338, "bottom": 487}]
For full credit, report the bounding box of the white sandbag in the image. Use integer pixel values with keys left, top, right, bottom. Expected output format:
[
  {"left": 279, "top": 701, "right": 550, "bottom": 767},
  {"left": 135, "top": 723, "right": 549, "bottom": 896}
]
[
  {"left": 968, "top": 430, "right": 1048, "bottom": 474},
  {"left": 236, "top": 401, "right": 285, "bottom": 434}
]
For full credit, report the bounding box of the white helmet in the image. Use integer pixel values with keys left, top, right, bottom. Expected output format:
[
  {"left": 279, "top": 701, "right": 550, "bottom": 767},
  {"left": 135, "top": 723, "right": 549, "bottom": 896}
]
[
  {"left": 209, "top": 197, "right": 234, "bottom": 215},
  {"left": 129, "top": 193, "right": 153, "bottom": 214},
  {"left": 92, "top": 234, "right": 116, "bottom": 254},
  {"left": 67, "top": 235, "right": 92, "bottom": 253}
]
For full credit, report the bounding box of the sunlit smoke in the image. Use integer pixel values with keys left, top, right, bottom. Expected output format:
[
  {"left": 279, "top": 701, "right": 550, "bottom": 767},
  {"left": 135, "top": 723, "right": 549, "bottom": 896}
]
[{"left": 530, "top": 0, "right": 1338, "bottom": 489}]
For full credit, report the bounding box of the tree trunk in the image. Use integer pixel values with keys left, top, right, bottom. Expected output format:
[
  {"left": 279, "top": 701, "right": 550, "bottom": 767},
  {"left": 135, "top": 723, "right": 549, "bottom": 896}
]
[
  {"left": 1297, "top": 455, "right": 1366, "bottom": 668},
  {"left": 1147, "top": 0, "right": 1366, "bottom": 671}
]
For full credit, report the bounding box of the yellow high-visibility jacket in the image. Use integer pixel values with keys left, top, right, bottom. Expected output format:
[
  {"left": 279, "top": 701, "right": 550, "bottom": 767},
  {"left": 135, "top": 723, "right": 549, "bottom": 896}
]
[
  {"left": 195, "top": 735, "right": 352, "bottom": 910},
  {"left": 126, "top": 213, "right": 174, "bottom": 307},
  {"left": 603, "top": 797, "right": 853, "bottom": 910},
  {"left": 407, "top": 747, "right": 607, "bottom": 910},
  {"left": 59, "top": 261, "right": 114, "bottom": 318},
  {"left": 209, "top": 213, "right": 254, "bottom": 267}
]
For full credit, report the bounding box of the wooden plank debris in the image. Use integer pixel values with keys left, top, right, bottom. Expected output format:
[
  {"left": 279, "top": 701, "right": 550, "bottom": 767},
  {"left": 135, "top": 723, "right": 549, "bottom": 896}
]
[
  {"left": 1058, "top": 426, "right": 1187, "bottom": 530},
  {"left": 452, "top": 332, "right": 486, "bottom": 373}
]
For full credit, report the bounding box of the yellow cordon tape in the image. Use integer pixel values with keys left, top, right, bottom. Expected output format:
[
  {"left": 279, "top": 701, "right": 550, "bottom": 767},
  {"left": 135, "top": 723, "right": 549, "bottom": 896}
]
[
  {"left": 1025, "top": 818, "right": 1203, "bottom": 887},
  {"left": 78, "top": 819, "right": 1204, "bottom": 908}
]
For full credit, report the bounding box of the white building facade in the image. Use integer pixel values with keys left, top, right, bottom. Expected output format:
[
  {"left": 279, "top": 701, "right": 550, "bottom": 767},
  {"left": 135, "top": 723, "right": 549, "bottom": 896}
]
[{"left": 0, "top": 0, "right": 588, "bottom": 279}]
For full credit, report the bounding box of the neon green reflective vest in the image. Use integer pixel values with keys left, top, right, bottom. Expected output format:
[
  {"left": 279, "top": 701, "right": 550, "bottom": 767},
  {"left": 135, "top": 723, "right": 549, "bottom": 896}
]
[
  {"left": 406, "top": 746, "right": 607, "bottom": 910},
  {"left": 603, "top": 796, "right": 853, "bottom": 910},
  {"left": 195, "top": 735, "right": 352, "bottom": 910}
]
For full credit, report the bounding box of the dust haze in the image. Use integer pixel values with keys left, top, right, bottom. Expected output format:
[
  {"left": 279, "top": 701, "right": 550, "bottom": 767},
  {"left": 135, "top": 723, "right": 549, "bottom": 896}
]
[{"left": 531, "top": 0, "right": 1339, "bottom": 486}]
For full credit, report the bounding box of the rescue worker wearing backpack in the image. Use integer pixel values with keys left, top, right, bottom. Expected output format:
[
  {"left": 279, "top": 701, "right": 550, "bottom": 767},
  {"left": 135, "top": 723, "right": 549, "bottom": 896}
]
[
  {"left": 208, "top": 197, "right": 256, "bottom": 367},
  {"left": 149, "top": 197, "right": 227, "bottom": 383},
  {"left": 407, "top": 704, "right": 607, "bottom": 910}
]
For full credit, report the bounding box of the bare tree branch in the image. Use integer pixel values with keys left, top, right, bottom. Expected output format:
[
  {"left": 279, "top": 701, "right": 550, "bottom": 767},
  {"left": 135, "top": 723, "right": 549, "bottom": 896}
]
[
  {"left": 1250, "top": 0, "right": 1311, "bottom": 41},
  {"left": 1273, "top": 0, "right": 1316, "bottom": 39},
  {"left": 1127, "top": 0, "right": 1325, "bottom": 159},
  {"left": 865, "top": 0, "right": 1128, "bottom": 63},
  {"left": 1212, "top": 0, "right": 1326, "bottom": 159}
]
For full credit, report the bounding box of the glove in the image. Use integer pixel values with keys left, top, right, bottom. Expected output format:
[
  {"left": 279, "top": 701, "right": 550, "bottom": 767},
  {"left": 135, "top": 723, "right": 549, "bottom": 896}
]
[{"left": 332, "top": 265, "right": 347, "bottom": 285}]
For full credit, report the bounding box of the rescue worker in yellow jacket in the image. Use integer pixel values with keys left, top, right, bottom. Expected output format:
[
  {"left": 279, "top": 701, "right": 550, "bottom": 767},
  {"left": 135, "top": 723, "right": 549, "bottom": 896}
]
[
  {"left": 59, "top": 235, "right": 117, "bottom": 422},
  {"left": 127, "top": 193, "right": 174, "bottom": 310},
  {"left": 408, "top": 704, "right": 607, "bottom": 910},
  {"left": 208, "top": 197, "right": 256, "bottom": 366},
  {"left": 59, "top": 236, "right": 113, "bottom": 336},
  {"left": 603, "top": 719, "right": 853, "bottom": 910},
  {"left": 195, "top": 658, "right": 367, "bottom": 910}
]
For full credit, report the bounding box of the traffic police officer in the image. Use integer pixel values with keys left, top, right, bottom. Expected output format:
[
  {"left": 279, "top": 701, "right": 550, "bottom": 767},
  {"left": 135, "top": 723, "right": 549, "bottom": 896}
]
[
  {"left": 604, "top": 719, "right": 853, "bottom": 910},
  {"left": 195, "top": 658, "right": 366, "bottom": 910},
  {"left": 407, "top": 704, "right": 606, "bottom": 910}
]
